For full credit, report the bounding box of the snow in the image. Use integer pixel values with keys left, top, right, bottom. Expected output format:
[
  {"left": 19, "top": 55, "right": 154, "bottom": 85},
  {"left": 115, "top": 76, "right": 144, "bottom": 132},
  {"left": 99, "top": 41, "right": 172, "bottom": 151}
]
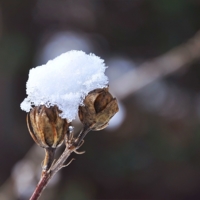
[{"left": 20, "top": 50, "right": 108, "bottom": 121}]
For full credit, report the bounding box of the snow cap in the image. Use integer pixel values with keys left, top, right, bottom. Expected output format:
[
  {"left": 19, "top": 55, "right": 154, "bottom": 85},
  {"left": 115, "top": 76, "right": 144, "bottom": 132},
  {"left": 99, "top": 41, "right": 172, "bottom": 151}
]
[{"left": 20, "top": 50, "right": 108, "bottom": 121}]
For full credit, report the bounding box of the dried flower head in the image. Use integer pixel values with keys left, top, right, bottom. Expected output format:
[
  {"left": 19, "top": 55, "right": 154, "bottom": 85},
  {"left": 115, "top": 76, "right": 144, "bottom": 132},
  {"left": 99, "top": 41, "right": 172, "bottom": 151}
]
[
  {"left": 78, "top": 87, "right": 119, "bottom": 131},
  {"left": 26, "top": 105, "right": 69, "bottom": 149}
]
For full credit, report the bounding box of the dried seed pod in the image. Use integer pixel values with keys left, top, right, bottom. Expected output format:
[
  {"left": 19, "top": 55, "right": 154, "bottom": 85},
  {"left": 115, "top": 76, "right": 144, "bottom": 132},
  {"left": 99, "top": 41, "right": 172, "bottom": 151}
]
[
  {"left": 27, "top": 105, "right": 69, "bottom": 148},
  {"left": 78, "top": 87, "right": 119, "bottom": 131},
  {"left": 26, "top": 105, "right": 69, "bottom": 170}
]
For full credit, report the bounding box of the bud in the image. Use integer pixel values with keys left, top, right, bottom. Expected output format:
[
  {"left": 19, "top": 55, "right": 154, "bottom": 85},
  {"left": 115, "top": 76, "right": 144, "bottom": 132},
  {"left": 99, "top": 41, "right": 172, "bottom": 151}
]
[
  {"left": 78, "top": 87, "right": 119, "bottom": 131},
  {"left": 26, "top": 105, "right": 69, "bottom": 149}
]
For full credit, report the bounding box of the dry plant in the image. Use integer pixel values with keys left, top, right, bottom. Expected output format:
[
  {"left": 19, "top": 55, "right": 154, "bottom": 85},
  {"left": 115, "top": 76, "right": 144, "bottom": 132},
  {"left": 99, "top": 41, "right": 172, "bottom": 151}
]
[{"left": 27, "top": 88, "right": 118, "bottom": 200}]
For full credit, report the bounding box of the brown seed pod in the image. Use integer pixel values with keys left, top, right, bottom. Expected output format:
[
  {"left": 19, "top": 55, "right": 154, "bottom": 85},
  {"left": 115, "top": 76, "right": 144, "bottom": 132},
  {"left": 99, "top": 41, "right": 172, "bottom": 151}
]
[
  {"left": 27, "top": 105, "right": 69, "bottom": 149},
  {"left": 78, "top": 87, "right": 119, "bottom": 131},
  {"left": 27, "top": 105, "right": 70, "bottom": 170}
]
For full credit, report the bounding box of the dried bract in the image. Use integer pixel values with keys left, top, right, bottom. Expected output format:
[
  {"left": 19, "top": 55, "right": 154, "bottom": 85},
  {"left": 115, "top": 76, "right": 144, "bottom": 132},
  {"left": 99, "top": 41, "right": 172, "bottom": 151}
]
[{"left": 78, "top": 88, "right": 119, "bottom": 131}]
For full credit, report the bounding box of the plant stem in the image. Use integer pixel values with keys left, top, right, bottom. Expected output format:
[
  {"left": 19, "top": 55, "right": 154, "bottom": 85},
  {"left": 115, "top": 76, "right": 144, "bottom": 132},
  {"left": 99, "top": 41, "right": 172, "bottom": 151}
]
[
  {"left": 74, "top": 125, "right": 90, "bottom": 147},
  {"left": 29, "top": 171, "right": 51, "bottom": 200},
  {"left": 43, "top": 148, "right": 56, "bottom": 171},
  {"left": 29, "top": 146, "right": 73, "bottom": 200},
  {"left": 29, "top": 127, "right": 90, "bottom": 200}
]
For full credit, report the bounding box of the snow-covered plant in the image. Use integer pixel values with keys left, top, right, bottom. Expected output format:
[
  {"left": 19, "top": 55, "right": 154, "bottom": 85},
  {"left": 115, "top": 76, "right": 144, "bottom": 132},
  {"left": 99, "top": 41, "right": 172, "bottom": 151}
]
[{"left": 21, "top": 50, "right": 119, "bottom": 200}]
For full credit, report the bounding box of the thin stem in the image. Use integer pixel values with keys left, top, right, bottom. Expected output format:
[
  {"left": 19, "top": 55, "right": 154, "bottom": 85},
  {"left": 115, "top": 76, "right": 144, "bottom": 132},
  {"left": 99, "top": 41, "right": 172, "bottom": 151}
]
[
  {"left": 29, "top": 126, "right": 91, "bottom": 200},
  {"left": 43, "top": 148, "right": 56, "bottom": 171},
  {"left": 30, "top": 172, "right": 51, "bottom": 200},
  {"left": 74, "top": 126, "right": 90, "bottom": 147},
  {"left": 29, "top": 147, "right": 73, "bottom": 200}
]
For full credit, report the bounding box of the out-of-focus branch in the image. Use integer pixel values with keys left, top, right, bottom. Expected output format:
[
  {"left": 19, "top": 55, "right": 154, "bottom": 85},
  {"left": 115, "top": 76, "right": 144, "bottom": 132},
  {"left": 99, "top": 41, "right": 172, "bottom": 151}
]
[{"left": 110, "top": 31, "right": 200, "bottom": 99}]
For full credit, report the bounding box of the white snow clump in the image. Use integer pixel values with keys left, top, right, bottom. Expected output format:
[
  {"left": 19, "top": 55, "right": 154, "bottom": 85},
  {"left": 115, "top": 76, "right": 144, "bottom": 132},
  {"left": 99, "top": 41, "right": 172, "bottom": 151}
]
[{"left": 20, "top": 50, "right": 108, "bottom": 122}]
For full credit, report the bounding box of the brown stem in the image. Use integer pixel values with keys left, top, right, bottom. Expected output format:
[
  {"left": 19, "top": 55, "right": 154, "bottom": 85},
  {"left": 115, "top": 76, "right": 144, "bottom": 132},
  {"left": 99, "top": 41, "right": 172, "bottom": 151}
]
[
  {"left": 43, "top": 148, "right": 56, "bottom": 171},
  {"left": 74, "top": 126, "right": 90, "bottom": 147},
  {"left": 29, "top": 144, "right": 77, "bottom": 200},
  {"left": 29, "top": 126, "right": 91, "bottom": 200},
  {"left": 30, "top": 148, "right": 55, "bottom": 200},
  {"left": 29, "top": 171, "right": 51, "bottom": 200}
]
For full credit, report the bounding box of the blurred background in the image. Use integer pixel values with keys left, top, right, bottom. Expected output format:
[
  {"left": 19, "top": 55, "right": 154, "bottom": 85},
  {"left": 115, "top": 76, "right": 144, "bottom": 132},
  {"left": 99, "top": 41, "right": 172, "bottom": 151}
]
[{"left": 1, "top": 0, "right": 200, "bottom": 199}]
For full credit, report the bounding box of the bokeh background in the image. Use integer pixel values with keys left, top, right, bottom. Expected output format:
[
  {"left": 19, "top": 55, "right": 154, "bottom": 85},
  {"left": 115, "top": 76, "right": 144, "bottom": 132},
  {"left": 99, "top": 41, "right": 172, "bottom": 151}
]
[{"left": 1, "top": 0, "right": 200, "bottom": 199}]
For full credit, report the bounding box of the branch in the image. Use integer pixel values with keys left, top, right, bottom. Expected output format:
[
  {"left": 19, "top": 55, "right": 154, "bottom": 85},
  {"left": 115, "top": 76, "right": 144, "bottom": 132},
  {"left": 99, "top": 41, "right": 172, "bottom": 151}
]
[{"left": 110, "top": 31, "right": 200, "bottom": 99}]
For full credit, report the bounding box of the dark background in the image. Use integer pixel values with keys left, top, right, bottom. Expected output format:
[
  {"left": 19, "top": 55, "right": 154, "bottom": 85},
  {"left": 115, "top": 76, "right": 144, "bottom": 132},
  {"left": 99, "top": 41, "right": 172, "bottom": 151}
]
[{"left": 1, "top": 0, "right": 200, "bottom": 199}]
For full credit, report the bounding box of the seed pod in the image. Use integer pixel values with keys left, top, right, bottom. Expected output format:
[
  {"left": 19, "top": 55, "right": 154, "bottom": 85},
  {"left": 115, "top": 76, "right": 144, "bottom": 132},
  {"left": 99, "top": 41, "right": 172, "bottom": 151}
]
[
  {"left": 78, "top": 87, "right": 119, "bottom": 131},
  {"left": 27, "top": 105, "right": 69, "bottom": 170},
  {"left": 27, "top": 105, "right": 69, "bottom": 148}
]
